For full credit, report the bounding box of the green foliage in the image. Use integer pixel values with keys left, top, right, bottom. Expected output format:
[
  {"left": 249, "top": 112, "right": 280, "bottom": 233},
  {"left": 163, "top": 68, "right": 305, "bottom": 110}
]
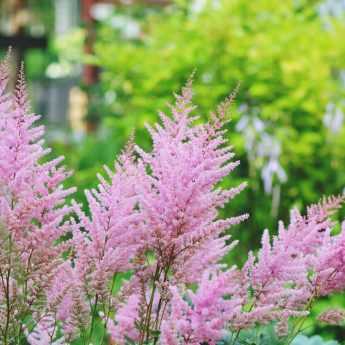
[{"left": 49, "top": 130, "right": 124, "bottom": 208}]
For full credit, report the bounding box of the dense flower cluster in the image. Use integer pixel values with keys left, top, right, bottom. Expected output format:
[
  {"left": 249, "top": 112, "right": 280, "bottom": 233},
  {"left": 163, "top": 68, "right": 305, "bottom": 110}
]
[
  {"left": 1, "top": 58, "right": 345, "bottom": 345},
  {"left": 241, "top": 197, "right": 344, "bottom": 330},
  {"left": 0, "top": 55, "right": 74, "bottom": 344}
]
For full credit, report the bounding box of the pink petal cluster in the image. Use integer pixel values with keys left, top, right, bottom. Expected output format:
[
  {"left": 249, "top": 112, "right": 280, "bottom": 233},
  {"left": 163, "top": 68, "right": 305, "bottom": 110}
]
[
  {"left": 72, "top": 144, "right": 143, "bottom": 293},
  {"left": 318, "top": 308, "right": 345, "bottom": 325},
  {"left": 135, "top": 81, "right": 247, "bottom": 276},
  {"left": 241, "top": 196, "right": 344, "bottom": 328},
  {"left": 105, "top": 293, "right": 141, "bottom": 344},
  {"left": 314, "top": 221, "right": 345, "bottom": 295},
  {"left": 47, "top": 262, "right": 89, "bottom": 340},
  {"left": 0, "top": 56, "right": 74, "bottom": 343},
  {"left": 49, "top": 142, "right": 145, "bottom": 340},
  {"left": 25, "top": 315, "right": 64, "bottom": 345},
  {"left": 161, "top": 269, "right": 242, "bottom": 345}
]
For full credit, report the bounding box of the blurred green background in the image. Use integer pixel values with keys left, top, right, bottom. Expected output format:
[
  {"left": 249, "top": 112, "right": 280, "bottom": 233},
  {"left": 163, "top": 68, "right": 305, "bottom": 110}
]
[{"left": 1, "top": 0, "right": 345, "bottom": 342}]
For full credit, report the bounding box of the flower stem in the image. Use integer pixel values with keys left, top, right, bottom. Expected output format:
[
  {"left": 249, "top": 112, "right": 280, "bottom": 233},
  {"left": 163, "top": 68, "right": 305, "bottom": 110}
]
[{"left": 88, "top": 294, "right": 99, "bottom": 344}]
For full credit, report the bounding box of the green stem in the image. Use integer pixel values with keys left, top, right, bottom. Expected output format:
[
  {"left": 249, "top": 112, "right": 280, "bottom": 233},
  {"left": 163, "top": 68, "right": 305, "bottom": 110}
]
[
  {"left": 88, "top": 294, "right": 99, "bottom": 344},
  {"left": 152, "top": 266, "right": 171, "bottom": 345},
  {"left": 139, "top": 264, "right": 161, "bottom": 345},
  {"left": 100, "top": 274, "right": 117, "bottom": 345},
  {"left": 231, "top": 280, "right": 270, "bottom": 345},
  {"left": 285, "top": 270, "right": 339, "bottom": 345},
  {"left": 154, "top": 265, "right": 170, "bottom": 329},
  {"left": 285, "top": 314, "right": 309, "bottom": 345},
  {"left": 4, "top": 234, "right": 13, "bottom": 345}
]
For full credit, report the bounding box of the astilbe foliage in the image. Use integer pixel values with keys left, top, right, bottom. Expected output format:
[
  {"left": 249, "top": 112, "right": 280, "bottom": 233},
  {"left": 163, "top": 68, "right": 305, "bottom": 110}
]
[
  {"left": 2, "top": 57, "right": 345, "bottom": 345},
  {"left": 0, "top": 56, "right": 75, "bottom": 344}
]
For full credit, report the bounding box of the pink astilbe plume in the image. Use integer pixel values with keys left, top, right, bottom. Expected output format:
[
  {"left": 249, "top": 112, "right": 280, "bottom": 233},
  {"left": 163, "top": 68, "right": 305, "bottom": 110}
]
[
  {"left": 135, "top": 81, "right": 247, "bottom": 273},
  {"left": 105, "top": 293, "right": 141, "bottom": 345},
  {"left": 240, "top": 196, "right": 344, "bottom": 329},
  {"left": 107, "top": 78, "right": 248, "bottom": 344},
  {"left": 161, "top": 269, "right": 243, "bottom": 345},
  {"left": 59, "top": 141, "right": 145, "bottom": 339},
  {"left": 314, "top": 221, "right": 345, "bottom": 295},
  {"left": 47, "top": 262, "right": 90, "bottom": 341},
  {"left": 0, "top": 56, "right": 75, "bottom": 343},
  {"left": 318, "top": 308, "right": 345, "bottom": 325},
  {"left": 73, "top": 145, "right": 143, "bottom": 292}
]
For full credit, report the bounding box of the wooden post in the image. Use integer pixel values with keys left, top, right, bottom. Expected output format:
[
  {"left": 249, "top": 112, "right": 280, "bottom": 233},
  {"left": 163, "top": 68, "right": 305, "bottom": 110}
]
[{"left": 81, "top": 0, "right": 99, "bottom": 85}]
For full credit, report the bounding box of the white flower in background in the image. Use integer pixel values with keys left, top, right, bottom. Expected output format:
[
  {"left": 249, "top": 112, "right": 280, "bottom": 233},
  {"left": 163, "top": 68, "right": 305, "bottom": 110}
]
[
  {"left": 110, "top": 15, "right": 141, "bottom": 40},
  {"left": 257, "top": 132, "right": 281, "bottom": 160},
  {"left": 90, "top": 3, "right": 114, "bottom": 21},
  {"left": 319, "top": 0, "right": 345, "bottom": 18},
  {"left": 236, "top": 105, "right": 287, "bottom": 211},
  {"left": 319, "top": 0, "right": 345, "bottom": 29},
  {"left": 262, "top": 158, "right": 287, "bottom": 194},
  {"left": 258, "top": 134, "right": 287, "bottom": 194},
  {"left": 339, "top": 70, "right": 345, "bottom": 87},
  {"left": 323, "top": 103, "right": 344, "bottom": 134},
  {"left": 191, "top": 0, "right": 207, "bottom": 13},
  {"left": 190, "top": 0, "right": 221, "bottom": 13},
  {"left": 236, "top": 106, "right": 265, "bottom": 156}
]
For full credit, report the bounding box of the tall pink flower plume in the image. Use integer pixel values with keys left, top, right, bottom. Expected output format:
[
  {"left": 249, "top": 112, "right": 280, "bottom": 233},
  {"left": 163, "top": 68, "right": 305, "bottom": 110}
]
[
  {"left": 46, "top": 140, "right": 146, "bottom": 340},
  {"left": 241, "top": 196, "right": 344, "bottom": 328},
  {"left": 107, "top": 79, "right": 248, "bottom": 344},
  {"left": 135, "top": 79, "right": 248, "bottom": 278},
  {"left": 47, "top": 262, "right": 90, "bottom": 341},
  {"left": 0, "top": 55, "right": 75, "bottom": 343},
  {"left": 72, "top": 143, "right": 144, "bottom": 296},
  {"left": 314, "top": 221, "right": 345, "bottom": 295}
]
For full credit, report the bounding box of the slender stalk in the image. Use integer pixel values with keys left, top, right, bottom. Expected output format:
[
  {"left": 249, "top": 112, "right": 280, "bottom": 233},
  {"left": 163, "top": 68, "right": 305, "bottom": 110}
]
[
  {"left": 16, "top": 249, "right": 34, "bottom": 343},
  {"left": 285, "top": 270, "right": 338, "bottom": 345},
  {"left": 90, "top": 219, "right": 111, "bottom": 344},
  {"left": 158, "top": 300, "right": 169, "bottom": 330},
  {"left": 285, "top": 297, "right": 315, "bottom": 345},
  {"left": 100, "top": 273, "right": 117, "bottom": 345},
  {"left": 145, "top": 265, "right": 161, "bottom": 344},
  {"left": 4, "top": 234, "right": 13, "bottom": 345},
  {"left": 231, "top": 280, "right": 270, "bottom": 345},
  {"left": 88, "top": 294, "right": 99, "bottom": 344},
  {"left": 151, "top": 246, "right": 175, "bottom": 345},
  {"left": 139, "top": 263, "right": 161, "bottom": 345},
  {"left": 153, "top": 265, "right": 170, "bottom": 329}
]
